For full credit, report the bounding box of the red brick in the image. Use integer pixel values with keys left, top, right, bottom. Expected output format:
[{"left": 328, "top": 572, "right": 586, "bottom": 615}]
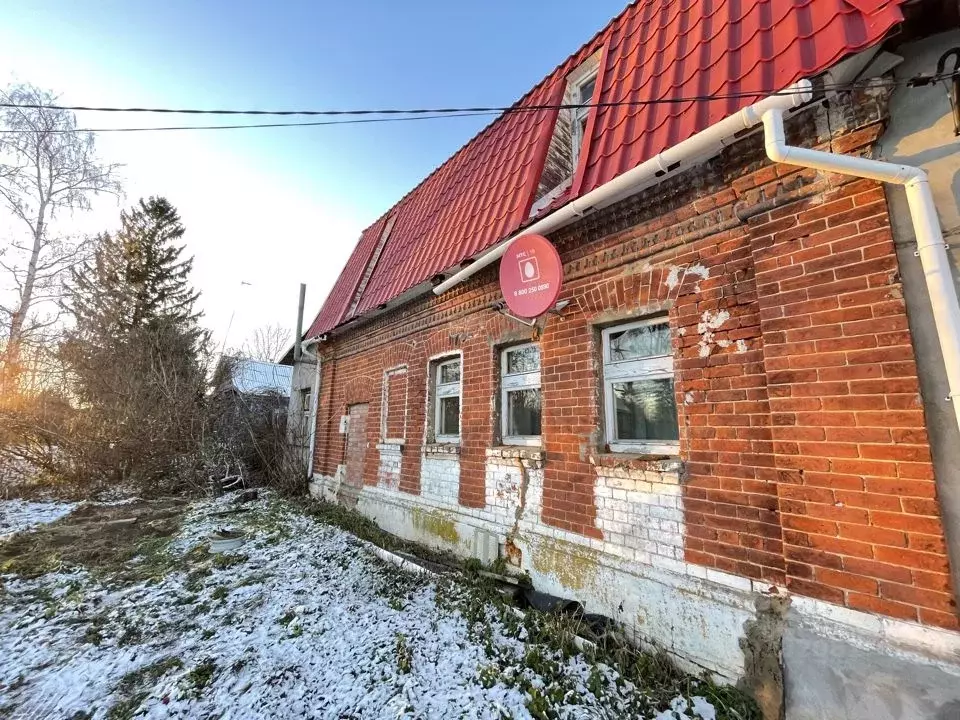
[
  {"left": 919, "top": 608, "right": 960, "bottom": 631},
  {"left": 815, "top": 567, "right": 878, "bottom": 594},
  {"left": 879, "top": 582, "right": 957, "bottom": 614},
  {"left": 847, "top": 592, "right": 919, "bottom": 622},
  {"left": 912, "top": 570, "right": 953, "bottom": 594},
  {"left": 842, "top": 556, "right": 913, "bottom": 584},
  {"left": 865, "top": 477, "right": 937, "bottom": 498},
  {"left": 833, "top": 491, "right": 901, "bottom": 511},
  {"left": 787, "top": 577, "right": 845, "bottom": 604},
  {"left": 874, "top": 546, "right": 951, "bottom": 573}
]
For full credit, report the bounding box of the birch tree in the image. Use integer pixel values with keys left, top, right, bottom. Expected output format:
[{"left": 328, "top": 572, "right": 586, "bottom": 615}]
[
  {"left": 0, "top": 83, "right": 121, "bottom": 393},
  {"left": 242, "top": 323, "right": 291, "bottom": 362}
]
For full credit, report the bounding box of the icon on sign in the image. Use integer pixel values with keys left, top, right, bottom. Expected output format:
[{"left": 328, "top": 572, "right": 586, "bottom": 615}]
[{"left": 519, "top": 257, "right": 540, "bottom": 283}]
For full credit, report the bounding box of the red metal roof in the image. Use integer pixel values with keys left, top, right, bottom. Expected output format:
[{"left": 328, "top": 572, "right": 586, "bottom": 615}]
[{"left": 307, "top": 0, "right": 904, "bottom": 338}]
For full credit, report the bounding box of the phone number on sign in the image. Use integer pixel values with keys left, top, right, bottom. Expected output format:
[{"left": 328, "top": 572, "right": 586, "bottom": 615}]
[{"left": 513, "top": 283, "right": 551, "bottom": 296}]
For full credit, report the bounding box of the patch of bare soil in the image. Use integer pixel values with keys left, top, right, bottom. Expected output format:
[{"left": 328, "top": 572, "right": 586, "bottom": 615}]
[{"left": 0, "top": 499, "right": 188, "bottom": 579}]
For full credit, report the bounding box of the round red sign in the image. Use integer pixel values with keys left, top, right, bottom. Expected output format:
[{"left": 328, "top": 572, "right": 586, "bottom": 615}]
[{"left": 499, "top": 234, "right": 563, "bottom": 319}]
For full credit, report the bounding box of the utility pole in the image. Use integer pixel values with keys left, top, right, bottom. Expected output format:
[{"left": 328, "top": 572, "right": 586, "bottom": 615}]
[{"left": 294, "top": 283, "right": 306, "bottom": 363}]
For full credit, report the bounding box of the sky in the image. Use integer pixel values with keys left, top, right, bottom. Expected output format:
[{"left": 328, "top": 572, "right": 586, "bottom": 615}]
[{"left": 0, "top": 0, "right": 627, "bottom": 359}]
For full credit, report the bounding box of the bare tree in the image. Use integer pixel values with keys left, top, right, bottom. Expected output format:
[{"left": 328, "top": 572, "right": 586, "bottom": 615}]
[
  {"left": 0, "top": 83, "right": 122, "bottom": 393},
  {"left": 241, "top": 323, "right": 291, "bottom": 362}
]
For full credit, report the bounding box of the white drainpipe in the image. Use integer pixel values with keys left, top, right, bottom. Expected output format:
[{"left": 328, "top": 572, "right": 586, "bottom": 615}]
[
  {"left": 433, "top": 81, "right": 813, "bottom": 296},
  {"left": 306, "top": 356, "right": 321, "bottom": 479},
  {"left": 761, "top": 93, "right": 960, "bottom": 434}
]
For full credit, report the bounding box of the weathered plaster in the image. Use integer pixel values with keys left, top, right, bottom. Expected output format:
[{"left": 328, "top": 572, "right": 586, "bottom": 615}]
[{"left": 880, "top": 30, "right": 960, "bottom": 595}]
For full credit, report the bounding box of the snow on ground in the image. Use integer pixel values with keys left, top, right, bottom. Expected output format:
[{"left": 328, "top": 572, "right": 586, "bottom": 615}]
[
  {"left": 0, "top": 500, "right": 77, "bottom": 540},
  {"left": 0, "top": 495, "right": 725, "bottom": 719}
]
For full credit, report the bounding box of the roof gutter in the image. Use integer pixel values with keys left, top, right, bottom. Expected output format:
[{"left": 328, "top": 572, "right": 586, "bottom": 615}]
[
  {"left": 761, "top": 105, "right": 960, "bottom": 434},
  {"left": 432, "top": 80, "right": 813, "bottom": 296}
]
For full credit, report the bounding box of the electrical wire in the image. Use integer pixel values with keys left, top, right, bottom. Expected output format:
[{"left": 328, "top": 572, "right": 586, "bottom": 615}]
[
  {"left": 0, "top": 75, "right": 948, "bottom": 134},
  {"left": 0, "top": 111, "right": 503, "bottom": 134},
  {"left": 0, "top": 76, "right": 919, "bottom": 116}
]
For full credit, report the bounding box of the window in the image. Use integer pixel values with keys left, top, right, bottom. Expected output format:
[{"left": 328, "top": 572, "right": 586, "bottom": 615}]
[
  {"left": 501, "top": 344, "right": 542, "bottom": 446},
  {"left": 530, "top": 50, "right": 602, "bottom": 216},
  {"left": 602, "top": 319, "right": 679, "bottom": 455},
  {"left": 300, "top": 388, "right": 311, "bottom": 412},
  {"left": 433, "top": 358, "right": 461, "bottom": 443},
  {"left": 570, "top": 72, "right": 597, "bottom": 169}
]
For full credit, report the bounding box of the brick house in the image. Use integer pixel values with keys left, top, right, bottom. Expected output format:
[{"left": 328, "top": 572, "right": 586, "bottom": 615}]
[{"left": 303, "top": 2, "right": 960, "bottom": 716}]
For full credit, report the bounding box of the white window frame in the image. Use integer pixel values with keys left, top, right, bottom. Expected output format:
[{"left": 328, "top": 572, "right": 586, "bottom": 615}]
[
  {"left": 570, "top": 70, "right": 597, "bottom": 170},
  {"left": 381, "top": 365, "right": 408, "bottom": 445},
  {"left": 434, "top": 357, "right": 461, "bottom": 444},
  {"left": 602, "top": 318, "right": 679, "bottom": 456},
  {"left": 500, "top": 343, "right": 542, "bottom": 447}
]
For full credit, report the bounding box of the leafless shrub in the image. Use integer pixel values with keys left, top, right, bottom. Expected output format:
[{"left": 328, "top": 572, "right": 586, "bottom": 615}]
[
  {"left": 57, "top": 322, "right": 211, "bottom": 494},
  {"left": 205, "top": 361, "right": 304, "bottom": 495}
]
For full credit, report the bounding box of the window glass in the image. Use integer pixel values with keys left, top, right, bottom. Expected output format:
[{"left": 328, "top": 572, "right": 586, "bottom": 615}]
[
  {"left": 439, "top": 396, "right": 460, "bottom": 436},
  {"left": 506, "top": 388, "right": 542, "bottom": 437},
  {"left": 607, "top": 322, "right": 671, "bottom": 361},
  {"left": 577, "top": 76, "right": 596, "bottom": 105},
  {"left": 506, "top": 345, "right": 540, "bottom": 374},
  {"left": 612, "top": 378, "right": 679, "bottom": 441},
  {"left": 440, "top": 361, "right": 460, "bottom": 384}
]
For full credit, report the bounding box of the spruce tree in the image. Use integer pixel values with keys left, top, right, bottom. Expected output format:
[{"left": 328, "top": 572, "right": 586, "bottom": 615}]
[
  {"left": 68, "top": 197, "right": 202, "bottom": 348},
  {"left": 62, "top": 197, "right": 208, "bottom": 484}
]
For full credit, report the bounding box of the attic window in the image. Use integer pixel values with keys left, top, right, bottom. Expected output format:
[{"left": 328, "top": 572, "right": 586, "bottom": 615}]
[
  {"left": 530, "top": 50, "right": 602, "bottom": 216},
  {"left": 570, "top": 72, "right": 597, "bottom": 170}
]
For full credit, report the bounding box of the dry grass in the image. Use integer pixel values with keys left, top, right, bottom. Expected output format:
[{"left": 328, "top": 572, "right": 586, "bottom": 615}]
[{"left": 0, "top": 499, "right": 188, "bottom": 579}]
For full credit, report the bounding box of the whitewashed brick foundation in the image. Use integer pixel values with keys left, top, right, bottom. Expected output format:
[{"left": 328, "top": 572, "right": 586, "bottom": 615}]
[
  {"left": 421, "top": 449, "right": 460, "bottom": 505},
  {"left": 376, "top": 443, "right": 402, "bottom": 491},
  {"left": 593, "top": 463, "right": 684, "bottom": 564},
  {"left": 485, "top": 448, "right": 544, "bottom": 523}
]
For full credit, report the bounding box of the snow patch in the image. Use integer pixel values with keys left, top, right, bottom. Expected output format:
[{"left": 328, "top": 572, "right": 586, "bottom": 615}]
[
  {"left": 0, "top": 497, "right": 722, "bottom": 719},
  {"left": 0, "top": 500, "right": 77, "bottom": 539},
  {"left": 654, "top": 695, "right": 716, "bottom": 719}
]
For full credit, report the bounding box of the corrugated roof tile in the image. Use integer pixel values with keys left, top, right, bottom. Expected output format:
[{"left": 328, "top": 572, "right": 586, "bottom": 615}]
[{"left": 307, "top": 0, "right": 904, "bottom": 338}]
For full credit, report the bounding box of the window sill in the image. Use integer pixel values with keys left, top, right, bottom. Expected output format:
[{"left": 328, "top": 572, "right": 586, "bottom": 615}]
[
  {"left": 423, "top": 443, "right": 460, "bottom": 457},
  {"left": 376, "top": 441, "right": 404, "bottom": 453},
  {"left": 590, "top": 452, "right": 681, "bottom": 475},
  {"left": 486, "top": 447, "right": 545, "bottom": 462}
]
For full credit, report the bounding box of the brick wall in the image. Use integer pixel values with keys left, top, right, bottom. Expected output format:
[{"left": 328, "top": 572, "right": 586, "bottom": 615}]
[
  {"left": 382, "top": 367, "right": 408, "bottom": 441},
  {"left": 312, "top": 105, "right": 958, "bottom": 630},
  {"left": 751, "top": 175, "right": 955, "bottom": 627}
]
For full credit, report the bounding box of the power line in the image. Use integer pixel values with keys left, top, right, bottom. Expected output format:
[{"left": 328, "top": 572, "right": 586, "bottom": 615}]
[
  {"left": 0, "top": 77, "right": 922, "bottom": 117},
  {"left": 0, "top": 111, "right": 502, "bottom": 134},
  {"left": 0, "top": 76, "right": 942, "bottom": 134}
]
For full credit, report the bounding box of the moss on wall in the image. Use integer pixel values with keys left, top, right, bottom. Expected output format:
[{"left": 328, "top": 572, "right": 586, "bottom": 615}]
[
  {"left": 530, "top": 537, "right": 599, "bottom": 592},
  {"left": 410, "top": 507, "right": 460, "bottom": 545}
]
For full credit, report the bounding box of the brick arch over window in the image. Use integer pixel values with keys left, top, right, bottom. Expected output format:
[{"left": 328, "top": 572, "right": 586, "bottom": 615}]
[
  {"left": 423, "top": 326, "right": 469, "bottom": 358},
  {"left": 381, "top": 341, "right": 417, "bottom": 370},
  {"left": 342, "top": 375, "right": 376, "bottom": 407},
  {"left": 570, "top": 268, "right": 678, "bottom": 320}
]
